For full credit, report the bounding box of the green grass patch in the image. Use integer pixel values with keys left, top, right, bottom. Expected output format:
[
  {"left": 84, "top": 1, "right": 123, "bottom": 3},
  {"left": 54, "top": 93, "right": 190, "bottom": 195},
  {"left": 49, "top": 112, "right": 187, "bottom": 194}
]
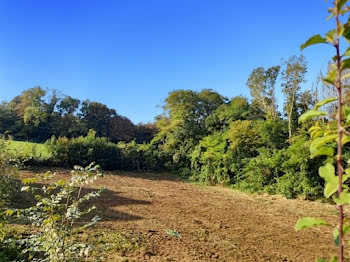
[{"left": 2, "top": 140, "right": 51, "bottom": 159}]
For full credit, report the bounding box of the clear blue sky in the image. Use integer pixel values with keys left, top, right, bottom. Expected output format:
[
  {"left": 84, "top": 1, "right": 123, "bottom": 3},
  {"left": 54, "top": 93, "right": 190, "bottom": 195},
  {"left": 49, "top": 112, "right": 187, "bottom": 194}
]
[{"left": 0, "top": 0, "right": 335, "bottom": 123}]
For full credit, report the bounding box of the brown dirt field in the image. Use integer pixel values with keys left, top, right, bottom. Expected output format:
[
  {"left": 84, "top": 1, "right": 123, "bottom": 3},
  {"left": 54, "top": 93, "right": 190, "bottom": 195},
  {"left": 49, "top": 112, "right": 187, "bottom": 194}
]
[{"left": 19, "top": 169, "right": 347, "bottom": 261}]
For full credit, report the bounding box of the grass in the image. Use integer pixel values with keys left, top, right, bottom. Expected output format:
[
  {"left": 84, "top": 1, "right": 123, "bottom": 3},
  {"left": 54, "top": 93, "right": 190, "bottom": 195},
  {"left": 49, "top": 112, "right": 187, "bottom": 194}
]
[{"left": 2, "top": 139, "right": 51, "bottom": 159}]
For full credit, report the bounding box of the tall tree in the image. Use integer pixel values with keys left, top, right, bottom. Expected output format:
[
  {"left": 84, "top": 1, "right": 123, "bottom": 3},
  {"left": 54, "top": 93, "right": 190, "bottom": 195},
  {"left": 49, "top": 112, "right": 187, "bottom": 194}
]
[
  {"left": 155, "top": 89, "right": 225, "bottom": 167},
  {"left": 55, "top": 96, "right": 81, "bottom": 138},
  {"left": 246, "top": 66, "right": 280, "bottom": 120},
  {"left": 281, "top": 55, "right": 307, "bottom": 139},
  {"left": 80, "top": 100, "right": 116, "bottom": 138}
]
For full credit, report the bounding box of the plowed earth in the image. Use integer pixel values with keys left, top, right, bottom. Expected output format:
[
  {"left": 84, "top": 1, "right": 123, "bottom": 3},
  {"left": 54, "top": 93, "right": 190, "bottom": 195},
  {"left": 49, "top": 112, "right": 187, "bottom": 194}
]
[{"left": 19, "top": 170, "right": 343, "bottom": 261}]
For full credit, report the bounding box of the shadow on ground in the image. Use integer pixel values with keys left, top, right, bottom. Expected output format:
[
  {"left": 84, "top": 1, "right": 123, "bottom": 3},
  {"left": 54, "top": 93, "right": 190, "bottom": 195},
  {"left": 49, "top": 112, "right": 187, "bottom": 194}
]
[
  {"left": 24, "top": 166, "right": 183, "bottom": 182},
  {"left": 9, "top": 181, "right": 151, "bottom": 223}
]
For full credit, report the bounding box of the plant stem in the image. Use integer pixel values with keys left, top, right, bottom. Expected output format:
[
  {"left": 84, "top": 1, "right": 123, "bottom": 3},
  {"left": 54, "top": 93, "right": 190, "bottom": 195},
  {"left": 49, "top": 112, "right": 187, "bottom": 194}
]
[{"left": 335, "top": 1, "right": 344, "bottom": 260}]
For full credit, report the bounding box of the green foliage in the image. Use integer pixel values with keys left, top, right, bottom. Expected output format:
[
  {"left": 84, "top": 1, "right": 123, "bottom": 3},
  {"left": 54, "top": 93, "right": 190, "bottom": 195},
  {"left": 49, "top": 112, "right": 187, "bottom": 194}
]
[
  {"left": 281, "top": 55, "right": 308, "bottom": 138},
  {"left": 300, "top": 34, "right": 328, "bottom": 50},
  {"left": 190, "top": 132, "right": 230, "bottom": 185},
  {"left": 0, "top": 87, "right": 155, "bottom": 145},
  {"left": 296, "top": 1, "right": 350, "bottom": 260},
  {"left": 234, "top": 148, "right": 285, "bottom": 193},
  {"left": 299, "top": 110, "right": 327, "bottom": 123},
  {"left": 117, "top": 140, "right": 142, "bottom": 171},
  {"left": 0, "top": 139, "right": 21, "bottom": 207},
  {"left": 295, "top": 217, "right": 329, "bottom": 230},
  {"left": 246, "top": 66, "right": 280, "bottom": 120},
  {"left": 0, "top": 140, "right": 25, "bottom": 261},
  {"left": 6, "top": 163, "right": 104, "bottom": 262},
  {"left": 205, "top": 96, "right": 251, "bottom": 132},
  {"left": 47, "top": 130, "right": 122, "bottom": 170}
]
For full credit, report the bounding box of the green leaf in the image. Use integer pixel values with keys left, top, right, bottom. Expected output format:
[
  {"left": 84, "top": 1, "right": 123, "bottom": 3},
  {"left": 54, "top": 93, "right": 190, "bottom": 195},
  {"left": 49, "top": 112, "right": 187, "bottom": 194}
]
[
  {"left": 337, "top": 0, "right": 348, "bottom": 11},
  {"left": 310, "top": 134, "right": 337, "bottom": 159},
  {"left": 345, "top": 106, "right": 350, "bottom": 124},
  {"left": 21, "top": 186, "right": 30, "bottom": 192},
  {"left": 311, "top": 135, "right": 337, "bottom": 149},
  {"left": 342, "top": 135, "right": 350, "bottom": 146},
  {"left": 341, "top": 58, "right": 350, "bottom": 71},
  {"left": 333, "top": 228, "right": 340, "bottom": 246},
  {"left": 343, "top": 224, "right": 350, "bottom": 235},
  {"left": 343, "top": 18, "right": 350, "bottom": 42},
  {"left": 314, "top": 97, "right": 337, "bottom": 110},
  {"left": 300, "top": 34, "right": 328, "bottom": 50},
  {"left": 299, "top": 110, "right": 327, "bottom": 123},
  {"left": 310, "top": 146, "right": 334, "bottom": 158},
  {"left": 343, "top": 168, "right": 350, "bottom": 183},
  {"left": 295, "top": 217, "right": 329, "bottom": 231},
  {"left": 323, "top": 69, "right": 337, "bottom": 85},
  {"left": 343, "top": 47, "right": 350, "bottom": 57},
  {"left": 326, "top": 29, "right": 336, "bottom": 43},
  {"left": 334, "top": 191, "right": 350, "bottom": 205},
  {"left": 5, "top": 209, "right": 14, "bottom": 216},
  {"left": 22, "top": 177, "right": 37, "bottom": 184},
  {"left": 329, "top": 256, "right": 338, "bottom": 262},
  {"left": 330, "top": 256, "right": 339, "bottom": 262},
  {"left": 319, "top": 163, "right": 338, "bottom": 198}
]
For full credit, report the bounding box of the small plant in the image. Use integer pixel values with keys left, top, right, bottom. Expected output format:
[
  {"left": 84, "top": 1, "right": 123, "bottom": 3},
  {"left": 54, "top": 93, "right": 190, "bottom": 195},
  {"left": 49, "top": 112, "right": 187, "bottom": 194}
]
[
  {"left": 296, "top": 1, "right": 350, "bottom": 261},
  {"left": 6, "top": 163, "right": 104, "bottom": 262},
  {"left": 165, "top": 229, "right": 181, "bottom": 238}
]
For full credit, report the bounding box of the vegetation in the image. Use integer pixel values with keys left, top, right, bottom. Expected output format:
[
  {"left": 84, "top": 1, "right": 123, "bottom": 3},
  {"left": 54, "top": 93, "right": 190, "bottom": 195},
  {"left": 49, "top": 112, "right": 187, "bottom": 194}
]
[
  {"left": 0, "top": 59, "right": 327, "bottom": 198},
  {"left": 295, "top": 0, "right": 350, "bottom": 261},
  {"left": 0, "top": 87, "right": 157, "bottom": 144},
  {"left": 1, "top": 1, "right": 350, "bottom": 260}
]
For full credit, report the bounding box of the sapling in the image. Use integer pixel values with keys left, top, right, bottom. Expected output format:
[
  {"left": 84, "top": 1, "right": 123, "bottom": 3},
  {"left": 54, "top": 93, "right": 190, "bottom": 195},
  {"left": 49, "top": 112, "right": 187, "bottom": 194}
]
[
  {"left": 296, "top": 1, "right": 350, "bottom": 261},
  {"left": 6, "top": 163, "right": 104, "bottom": 262}
]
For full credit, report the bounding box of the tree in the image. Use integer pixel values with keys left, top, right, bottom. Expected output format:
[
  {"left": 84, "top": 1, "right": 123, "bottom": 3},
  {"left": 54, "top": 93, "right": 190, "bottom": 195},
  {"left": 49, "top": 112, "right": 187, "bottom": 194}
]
[
  {"left": 80, "top": 100, "right": 116, "bottom": 138},
  {"left": 134, "top": 123, "right": 157, "bottom": 144},
  {"left": 205, "top": 96, "right": 251, "bottom": 132},
  {"left": 281, "top": 55, "right": 307, "bottom": 139},
  {"left": 55, "top": 96, "right": 81, "bottom": 138},
  {"left": 0, "top": 103, "right": 19, "bottom": 136},
  {"left": 155, "top": 89, "right": 225, "bottom": 171},
  {"left": 109, "top": 115, "right": 136, "bottom": 143},
  {"left": 246, "top": 66, "right": 280, "bottom": 120}
]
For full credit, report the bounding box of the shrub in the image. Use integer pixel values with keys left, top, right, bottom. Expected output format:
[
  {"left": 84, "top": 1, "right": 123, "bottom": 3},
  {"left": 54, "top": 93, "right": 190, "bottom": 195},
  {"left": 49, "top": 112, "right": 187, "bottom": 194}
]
[
  {"left": 0, "top": 140, "right": 20, "bottom": 206},
  {"left": 6, "top": 163, "right": 104, "bottom": 262},
  {"left": 47, "top": 130, "right": 122, "bottom": 170},
  {"left": 117, "top": 140, "right": 142, "bottom": 170},
  {"left": 190, "top": 132, "right": 230, "bottom": 185},
  {"left": 234, "top": 148, "right": 286, "bottom": 193},
  {"left": 273, "top": 171, "right": 322, "bottom": 199},
  {"left": 0, "top": 139, "right": 25, "bottom": 261}
]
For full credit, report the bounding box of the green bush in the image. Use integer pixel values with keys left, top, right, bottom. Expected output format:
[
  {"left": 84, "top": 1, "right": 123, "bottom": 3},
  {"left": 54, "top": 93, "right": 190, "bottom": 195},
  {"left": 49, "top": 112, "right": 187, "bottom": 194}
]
[
  {"left": 0, "top": 139, "right": 21, "bottom": 208},
  {"left": 190, "top": 132, "right": 230, "bottom": 185},
  {"left": 6, "top": 163, "right": 104, "bottom": 262},
  {"left": 117, "top": 141, "right": 142, "bottom": 170},
  {"left": 0, "top": 140, "right": 25, "bottom": 261},
  {"left": 234, "top": 135, "right": 323, "bottom": 199},
  {"left": 234, "top": 148, "right": 286, "bottom": 193},
  {"left": 47, "top": 130, "right": 122, "bottom": 170},
  {"left": 273, "top": 171, "right": 322, "bottom": 199}
]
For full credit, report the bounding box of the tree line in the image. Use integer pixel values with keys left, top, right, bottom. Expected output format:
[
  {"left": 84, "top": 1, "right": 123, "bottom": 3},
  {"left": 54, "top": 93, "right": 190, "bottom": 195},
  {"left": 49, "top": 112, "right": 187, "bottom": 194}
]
[
  {"left": 0, "top": 87, "right": 157, "bottom": 143},
  {"left": 1, "top": 54, "right": 342, "bottom": 199}
]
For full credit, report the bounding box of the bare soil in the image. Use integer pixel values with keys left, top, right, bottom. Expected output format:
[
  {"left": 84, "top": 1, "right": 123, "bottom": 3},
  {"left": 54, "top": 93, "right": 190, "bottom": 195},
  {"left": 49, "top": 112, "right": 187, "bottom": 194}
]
[{"left": 19, "top": 169, "right": 344, "bottom": 261}]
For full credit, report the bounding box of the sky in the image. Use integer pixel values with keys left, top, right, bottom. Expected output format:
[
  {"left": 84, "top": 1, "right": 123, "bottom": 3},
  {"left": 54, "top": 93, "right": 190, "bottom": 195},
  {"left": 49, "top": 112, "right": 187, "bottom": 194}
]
[{"left": 0, "top": 0, "right": 336, "bottom": 123}]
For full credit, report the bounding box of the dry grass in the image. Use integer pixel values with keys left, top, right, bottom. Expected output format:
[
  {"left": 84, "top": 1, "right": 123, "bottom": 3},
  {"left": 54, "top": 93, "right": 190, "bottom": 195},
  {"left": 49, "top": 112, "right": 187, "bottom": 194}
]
[{"left": 17, "top": 169, "right": 345, "bottom": 261}]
